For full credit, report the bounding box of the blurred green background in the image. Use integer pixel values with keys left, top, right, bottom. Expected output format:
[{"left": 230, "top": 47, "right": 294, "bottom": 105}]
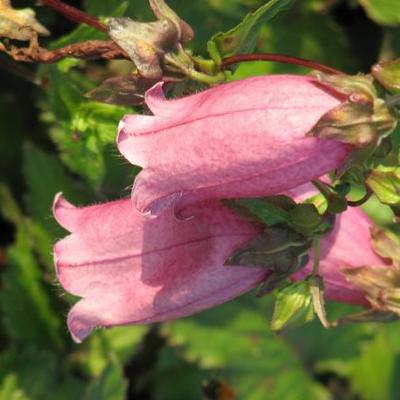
[{"left": 1, "top": 0, "right": 400, "bottom": 399}]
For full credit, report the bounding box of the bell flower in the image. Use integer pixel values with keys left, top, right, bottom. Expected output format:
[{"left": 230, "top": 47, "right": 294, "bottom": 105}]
[
  {"left": 117, "top": 75, "right": 351, "bottom": 215},
  {"left": 54, "top": 191, "right": 387, "bottom": 342},
  {"left": 53, "top": 194, "right": 265, "bottom": 342}
]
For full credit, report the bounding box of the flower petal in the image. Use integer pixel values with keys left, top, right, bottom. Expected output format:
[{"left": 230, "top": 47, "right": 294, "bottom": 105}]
[
  {"left": 117, "top": 75, "right": 351, "bottom": 214},
  {"left": 54, "top": 195, "right": 266, "bottom": 342}
]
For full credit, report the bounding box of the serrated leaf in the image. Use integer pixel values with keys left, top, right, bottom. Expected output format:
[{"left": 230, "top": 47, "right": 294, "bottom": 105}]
[
  {"left": 337, "top": 323, "right": 400, "bottom": 400},
  {"left": 358, "top": 0, "right": 400, "bottom": 26},
  {"left": 162, "top": 298, "right": 329, "bottom": 400},
  {"left": 207, "top": 0, "right": 296, "bottom": 64}
]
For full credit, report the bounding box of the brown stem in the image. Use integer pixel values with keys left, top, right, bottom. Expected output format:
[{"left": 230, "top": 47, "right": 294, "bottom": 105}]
[
  {"left": 40, "top": 0, "right": 107, "bottom": 32},
  {"left": 222, "top": 53, "right": 344, "bottom": 75},
  {"left": 1, "top": 40, "right": 128, "bottom": 63}
]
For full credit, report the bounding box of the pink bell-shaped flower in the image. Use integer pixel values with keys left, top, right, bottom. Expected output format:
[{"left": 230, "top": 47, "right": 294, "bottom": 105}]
[
  {"left": 117, "top": 75, "right": 351, "bottom": 215},
  {"left": 54, "top": 191, "right": 387, "bottom": 341}
]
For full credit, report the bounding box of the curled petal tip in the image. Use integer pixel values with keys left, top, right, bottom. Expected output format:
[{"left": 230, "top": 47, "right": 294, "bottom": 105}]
[
  {"left": 52, "top": 193, "right": 76, "bottom": 232},
  {"left": 68, "top": 306, "right": 94, "bottom": 343}
]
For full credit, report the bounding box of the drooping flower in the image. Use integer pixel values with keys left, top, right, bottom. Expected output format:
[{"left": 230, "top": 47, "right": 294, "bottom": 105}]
[
  {"left": 53, "top": 194, "right": 265, "bottom": 342},
  {"left": 117, "top": 75, "right": 351, "bottom": 215},
  {"left": 54, "top": 190, "right": 388, "bottom": 342}
]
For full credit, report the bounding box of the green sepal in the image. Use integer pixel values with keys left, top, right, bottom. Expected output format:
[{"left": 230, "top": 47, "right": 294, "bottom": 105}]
[
  {"left": 230, "top": 196, "right": 294, "bottom": 226},
  {"left": 312, "top": 72, "right": 378, "bottom": 100},
  {"left": 372, "top": 58, "right": 400, "bottom": 95},
  {"left": 289, "top": 203, "right": 322, "bottom": 235},
  {"left": 367, "top": 165, "right": 400, "bottom": 205},
  {"left": 308, "top": 72, "right": 398, "bottom": 148},
  {"left": 271, "top": 280, "right": 314, "bottom": 331},
  {"left": 226, "top": 225, "right": 312, "bottom": 295}
]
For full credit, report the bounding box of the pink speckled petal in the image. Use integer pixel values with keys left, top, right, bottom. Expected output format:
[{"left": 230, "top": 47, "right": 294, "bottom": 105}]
[
  {"left": 117, "top": 75, "right": 351, "bottom": 214},
  {"left": 53, "top": 195, "right": 266, "bottom": 342}
]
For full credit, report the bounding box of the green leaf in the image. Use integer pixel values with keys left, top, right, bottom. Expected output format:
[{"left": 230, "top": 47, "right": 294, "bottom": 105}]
[
  {"left": 0, "top": 189, "right": 62, "bottom": 351},
  {"left": 271, "top": 281, "right": 314, "bottom": 331},
  {"left": 367, "top": 166, "right": 400, "bottom": 205},
  {"left": 233, "top": 1, "right": 354, "bottom": 79},
  {"left": 162, "top": 297, "right": 329, "bottom": 400},
  {"left": 0, "top": 374, "right": 30, "bottom": 400},
  {"left": 84, "top": 0, "right": 128, "bottom": 19},
  {"left": 0, "top": 349, "right": 86, "bottom": 400},
  {"left": 358, "top": 0, "right": 400, "bottom": 26},
  {"left": 85, "top": 358, "right": 128, "bottom": 400},
  {"left": 234, "top": 197, "right": 292, "bottom": 226},
  {"left": 43, "top": 64, "right": 135, "bottom": 187},
  {"left": 336, "top": 324, "right": 400, "bottom": 400},
  {"left": 207, "top": 0, "right": 296, "bottom": 64},
  {"left": 23, "top": 142, "right": 92, "bottom": 233},
  {"left": 84, "top": 326, "right": 148, "bottom": 376},
  {"left": 149, "top": 347, "right": 204, "bottom": 400},
  {"left": 282, "top": 302, "right": 374, "bottom": 368}
]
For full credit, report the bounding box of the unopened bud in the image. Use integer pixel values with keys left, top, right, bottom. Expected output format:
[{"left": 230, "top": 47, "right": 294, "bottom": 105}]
[{"left": 108, "top": 0, "right": 193, "bottom": 80}]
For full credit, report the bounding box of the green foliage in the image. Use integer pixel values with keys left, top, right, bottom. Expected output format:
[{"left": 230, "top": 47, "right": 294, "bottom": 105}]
[
  {"left": 359, "top": 0, "right": 400, "bottom": 26},
  {"left": 162, "top": 298, "right": 330, "bottom": 399},
  {"left": 1, "top": 1, "right": 400, "bottom": 399},
  {"left": 85, "top": 358, "right": 128, "bottom": 400},
  {"left": 0, "top": 186, "right": 62, "bottom": 351},
  {"left": 42, "top": 62, "right": 134, "bottom": 188},
  {"left": 233, "top": 1, "right": 354, "bottom": 79},
  {"left": 207, "top": 0, "right": 296, "bottom": 64}
]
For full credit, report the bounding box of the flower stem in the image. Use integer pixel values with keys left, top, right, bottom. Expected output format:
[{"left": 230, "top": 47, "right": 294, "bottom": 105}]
[
  {"left": 221, "top": 53, "right": 344, "bottom": 75},
  {"left": 41, "top": 0, "right": 107, "bottom": 32},
  {"left": 311, "top": 238, "right": 321, "bottom": 277}
]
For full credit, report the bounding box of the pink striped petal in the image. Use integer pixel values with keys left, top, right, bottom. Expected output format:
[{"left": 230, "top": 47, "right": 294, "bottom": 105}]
[
  {"left": 117, "top": 75, "right": 351, "bottom": 215},
  {"left": 53, "top": 194, "right": 266, "bottom": 342}
]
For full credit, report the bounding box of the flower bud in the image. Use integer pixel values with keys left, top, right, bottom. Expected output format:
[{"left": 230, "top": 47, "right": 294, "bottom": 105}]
[{"left": 108, "top": 0, "right": 193, "bottom": 80}]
